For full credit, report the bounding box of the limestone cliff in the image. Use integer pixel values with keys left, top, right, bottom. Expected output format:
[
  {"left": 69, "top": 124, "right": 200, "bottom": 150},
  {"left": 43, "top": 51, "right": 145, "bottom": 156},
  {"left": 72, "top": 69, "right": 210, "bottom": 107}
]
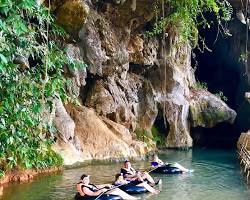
[{"left": 49, "top": 0, "right": 237, "bottom": 164}]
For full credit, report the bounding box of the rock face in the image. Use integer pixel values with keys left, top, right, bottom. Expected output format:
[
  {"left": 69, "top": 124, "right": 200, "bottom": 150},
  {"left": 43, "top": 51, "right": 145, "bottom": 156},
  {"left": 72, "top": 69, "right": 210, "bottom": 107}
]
[
  {"left": 65, "top": 44, "right": 87, "bottom": 98},
  {"left": 54, "top": 97, "right": 75, "bottom": 142},
  {"left": 237, "top": 131, "right": 250, "bottom": 151},
  {"left": 84, "top": 74, "right": 142, "bottom": 131},
  {"left": 53, "top": 103, "right": 152, "bottom": 165},
  {"left": 50, "top": 0, "right": 238, "bottom": 163},
  {"left": 56, "top": 0, "right": 90, "bottom": 34},
  {"left": 189, "top": 89, "right": 237, "bottom": 128}
]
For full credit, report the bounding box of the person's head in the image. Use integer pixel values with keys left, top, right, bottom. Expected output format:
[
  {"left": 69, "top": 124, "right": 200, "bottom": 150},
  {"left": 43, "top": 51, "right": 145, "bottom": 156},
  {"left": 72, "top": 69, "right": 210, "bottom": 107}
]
[
  {"left": 124, "top": 160, "right": 131, "bottom": 169},
  {"left": 80, "top": 174, "right": 90, "bottom": 184}
]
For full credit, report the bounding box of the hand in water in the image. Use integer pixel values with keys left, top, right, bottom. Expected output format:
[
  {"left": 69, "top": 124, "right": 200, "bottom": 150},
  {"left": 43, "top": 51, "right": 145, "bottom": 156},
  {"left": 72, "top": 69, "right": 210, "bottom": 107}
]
[{"left": 154, "top": 189, "right": 161, "bottom": 194}]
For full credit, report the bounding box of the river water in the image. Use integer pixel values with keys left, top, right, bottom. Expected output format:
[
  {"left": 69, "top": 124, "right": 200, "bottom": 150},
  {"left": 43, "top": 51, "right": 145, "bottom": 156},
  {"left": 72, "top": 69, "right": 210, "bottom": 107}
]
[{"left": 1, "top": 148, "right": 250, "bottom": 200}]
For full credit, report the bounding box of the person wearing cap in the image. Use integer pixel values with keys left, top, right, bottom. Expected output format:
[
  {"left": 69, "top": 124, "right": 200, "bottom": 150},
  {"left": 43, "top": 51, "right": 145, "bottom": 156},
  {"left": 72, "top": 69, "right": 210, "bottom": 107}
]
[
  {"left": 114, "top": 173, "right": 160, "bottom": 194},
  {"left": 76, "top": 174, "right": 138, "bottom": 199},
  {"left": 120, "top": 160, "right": 158, "bottom": 185}
]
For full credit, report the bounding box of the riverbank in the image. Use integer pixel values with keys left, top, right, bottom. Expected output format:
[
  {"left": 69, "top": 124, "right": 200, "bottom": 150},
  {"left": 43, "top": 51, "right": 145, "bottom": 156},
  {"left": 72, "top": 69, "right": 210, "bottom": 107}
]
[{"left": 0, "top": 167, "right": 62, "bottom": 186}]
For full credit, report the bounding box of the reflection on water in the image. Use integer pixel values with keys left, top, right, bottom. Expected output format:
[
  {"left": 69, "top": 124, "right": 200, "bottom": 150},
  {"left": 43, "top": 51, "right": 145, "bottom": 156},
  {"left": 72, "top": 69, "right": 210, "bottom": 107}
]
[{"left": 1, "top": 148, "right": 250, "bottom": 200}]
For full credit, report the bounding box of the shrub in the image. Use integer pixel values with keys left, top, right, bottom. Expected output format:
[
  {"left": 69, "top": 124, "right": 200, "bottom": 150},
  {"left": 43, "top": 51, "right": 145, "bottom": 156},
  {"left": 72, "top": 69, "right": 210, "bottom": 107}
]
[{"left": 0, "top": 1, "right": 85, "bottom": 174}]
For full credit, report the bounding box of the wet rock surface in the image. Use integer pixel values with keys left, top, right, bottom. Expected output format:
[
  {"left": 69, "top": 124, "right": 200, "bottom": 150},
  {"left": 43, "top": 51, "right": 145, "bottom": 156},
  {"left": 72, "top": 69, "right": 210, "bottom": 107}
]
[
  {"left": 189, "top": 89, "right": 237, "bottom": 128},
  {"left": 50, "top": 0, "right": 238, "bottom": 162},
  {"left": 53, "top": 103, "right": 152, "bottom": 165}
]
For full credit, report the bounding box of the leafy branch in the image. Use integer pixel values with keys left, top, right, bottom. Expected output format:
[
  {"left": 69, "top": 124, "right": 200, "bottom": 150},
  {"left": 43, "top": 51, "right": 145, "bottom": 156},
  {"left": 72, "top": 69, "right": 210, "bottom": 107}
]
[
  {"left": 146, "top": 0, "right": 233, "bottom": 46},
  {"left": 0, "top": 0, "right": 86, "bottom": 175}
]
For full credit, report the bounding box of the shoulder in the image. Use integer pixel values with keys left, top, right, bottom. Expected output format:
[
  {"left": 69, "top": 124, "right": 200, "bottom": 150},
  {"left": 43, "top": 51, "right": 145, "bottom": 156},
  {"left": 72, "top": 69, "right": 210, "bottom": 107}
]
[
  {"left": 121, "top": 168, "right": 127, "bottom": 172},
  {"left": 81, "top": 185, "right": 92, "bottom": 192}
]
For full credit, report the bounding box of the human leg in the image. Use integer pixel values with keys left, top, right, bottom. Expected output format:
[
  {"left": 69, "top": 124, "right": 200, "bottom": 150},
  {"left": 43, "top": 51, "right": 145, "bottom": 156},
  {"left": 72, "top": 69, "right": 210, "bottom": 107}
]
[
  {"left": 107, "top": 188, "right": 138, "bottom": 200},
  {"left": 173, "top": 163, "right": 189, "bottom": 172},
  {"left": 141, "top": 172, "right": 155, "bottom": 184},
  {"left": 137, "top": 182, "right": 159, "bottom": 194}
]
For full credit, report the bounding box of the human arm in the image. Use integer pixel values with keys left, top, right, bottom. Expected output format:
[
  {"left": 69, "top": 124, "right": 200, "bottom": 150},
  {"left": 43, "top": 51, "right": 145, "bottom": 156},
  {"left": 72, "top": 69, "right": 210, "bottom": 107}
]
[
  {"left": 115, "top": 179, "right": 129, "bottom": 186},
  {"left": 96, "top": 184, "right": 113, "bottom": 189},
  {"left": 121, "top": 168, "right": 137, "bottom": 179},
  {"left": 157, "top": 158, "right": 165, "bottom": 165},
  {"left": 82, "top": 187, "right": 108, "bottom": 196}
]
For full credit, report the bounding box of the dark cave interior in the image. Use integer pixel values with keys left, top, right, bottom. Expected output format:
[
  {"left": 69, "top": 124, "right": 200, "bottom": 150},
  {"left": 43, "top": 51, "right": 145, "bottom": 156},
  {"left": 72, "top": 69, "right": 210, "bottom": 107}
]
[{"left": 191, "top": 16, "right": 250, "bottom": 149}]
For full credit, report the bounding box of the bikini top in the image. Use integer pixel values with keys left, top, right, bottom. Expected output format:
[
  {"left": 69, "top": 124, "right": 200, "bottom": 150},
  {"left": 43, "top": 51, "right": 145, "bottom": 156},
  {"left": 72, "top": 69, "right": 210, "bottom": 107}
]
[
  {"left": 120, "top": 167, "right": 136, "bottom": 176},
  {"left": 151, "top": 161, "right": 159, "bottom": 167}
]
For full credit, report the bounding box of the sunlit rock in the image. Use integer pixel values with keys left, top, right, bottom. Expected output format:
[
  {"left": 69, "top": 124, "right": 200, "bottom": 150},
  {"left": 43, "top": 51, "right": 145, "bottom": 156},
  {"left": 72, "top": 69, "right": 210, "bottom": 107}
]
[
  {"left": 237, "top": 131, "right": 250, "bottom": 151},
  {"left": 164, "top": 96, "right": 193, "bottom": 149},
  {"left": 84, "top": 75, "right": 141, "bottom": 131},
  {"left": 147, "top": 30, "right": 195, "bottom": 149},
  {"left": 189, "top": 89, "right": 237, "bottom": 128},
  {"left": 53, "top": 101, "right": 154, "bottom": 165},
  {"left": 54, "top": 97, "right": 75, "bottom": 142},
  {"left": 52, "top": 138, "right": 86, "bottom": 165},
  {"left": 64, "top": 104, "right": 151, "bottom": 161},
  {"left": 56, "top": 0, "right": 89, "bottom": 34},
  {"left": 128, "top": 35, "right": 144, "bottom": 64},
  {"left": 65, "top": 44, "right": 87, "bottom": 97},
  {"left": 55, "top": 0, "right": 239, "bottom": 151}
]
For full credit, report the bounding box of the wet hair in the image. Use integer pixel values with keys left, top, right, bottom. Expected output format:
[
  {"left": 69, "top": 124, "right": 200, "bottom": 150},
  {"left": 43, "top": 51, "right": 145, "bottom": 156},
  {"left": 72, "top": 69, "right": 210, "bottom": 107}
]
[{"left": 80, "top": 174, "right": 89, "bottom": 180}]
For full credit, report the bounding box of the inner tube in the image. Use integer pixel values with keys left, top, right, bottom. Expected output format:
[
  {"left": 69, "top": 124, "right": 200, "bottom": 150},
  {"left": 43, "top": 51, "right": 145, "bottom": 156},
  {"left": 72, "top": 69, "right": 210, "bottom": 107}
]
[
  {"left": 118, "top": 185, "right": 147, "bottom": 194},
  {"left": 151, "top": 164, "right": 182, "bottom": 174},
  {"left": 75, "top": 193, "right": 122, "bottom": 200}
]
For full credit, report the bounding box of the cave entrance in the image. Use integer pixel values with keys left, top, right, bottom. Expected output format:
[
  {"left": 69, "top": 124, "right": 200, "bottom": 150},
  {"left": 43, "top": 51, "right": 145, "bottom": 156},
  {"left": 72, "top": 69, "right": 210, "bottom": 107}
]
[
  {"left": 152, "top": 106, "right": 169, "bottom": 147},
  {"left": 190, "top": 122, "right": 239, "bottom": 149},
  {"left": 191, "top": 15, "right": 250, "bottom": 148}
]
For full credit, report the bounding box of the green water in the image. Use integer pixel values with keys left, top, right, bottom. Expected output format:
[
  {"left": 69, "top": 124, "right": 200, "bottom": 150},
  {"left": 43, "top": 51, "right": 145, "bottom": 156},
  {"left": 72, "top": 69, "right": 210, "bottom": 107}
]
[{"left": 1, "top": 148, "right": 250, "bottom": 200}]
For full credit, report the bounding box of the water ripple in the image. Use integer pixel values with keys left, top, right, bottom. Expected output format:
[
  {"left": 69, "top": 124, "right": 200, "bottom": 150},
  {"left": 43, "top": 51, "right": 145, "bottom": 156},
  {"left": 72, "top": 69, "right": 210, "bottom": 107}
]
[{"left": 1, "top": 149, "right": 249, "bottom": 200}]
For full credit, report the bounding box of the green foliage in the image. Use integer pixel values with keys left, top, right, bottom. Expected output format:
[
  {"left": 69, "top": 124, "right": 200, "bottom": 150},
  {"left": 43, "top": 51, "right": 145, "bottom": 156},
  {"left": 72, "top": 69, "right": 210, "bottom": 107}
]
[
  {"left": 193, "top": 82, "right": 227, "bottom": 102},
  {"left": 0, "top": 169, "right": 4, "bottom": 178},
  {"left": 195, "top": 81, "right": 208, "bottom": 90},
  {"left": 135, "top": 128, "right": 150, "bottom": 142},
  {"left": 146, "top": 0, "right": 233, "bottom": 45},
  {"left": 215, "top": 91, "right": 228, "bottom": 102},
  {"left": 0, "top": 1, "right": 86, "bottom": 174},
  {"left": 135, "top": 127, "right": 165, "bottom": 147},
  {"left": 151, "top": 126, "right": 165, "bottom": 147}
]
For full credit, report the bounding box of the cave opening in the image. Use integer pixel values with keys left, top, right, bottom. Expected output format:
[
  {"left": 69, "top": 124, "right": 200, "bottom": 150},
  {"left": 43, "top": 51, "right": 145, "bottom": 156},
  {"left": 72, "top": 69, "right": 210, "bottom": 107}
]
[
  {"left": 152, "top": 106, "right": 170, "bottom": 147},
  {"left": 191, "top": 14, "right": 250, "bottom": 149}
]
